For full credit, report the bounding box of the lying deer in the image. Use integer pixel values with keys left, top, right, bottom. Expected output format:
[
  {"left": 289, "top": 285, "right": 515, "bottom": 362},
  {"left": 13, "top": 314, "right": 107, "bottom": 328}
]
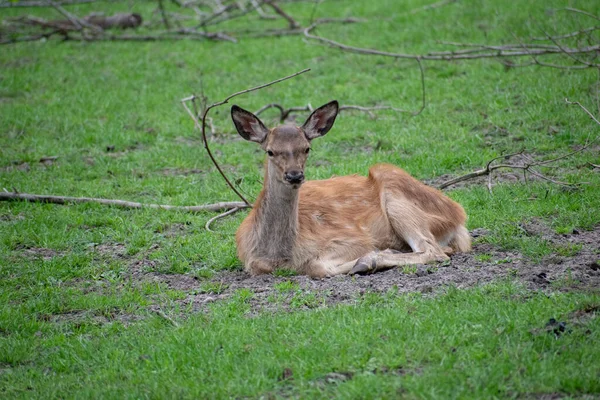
[{"left": 232, "top": 100, "right": 471, "bottom": 277}]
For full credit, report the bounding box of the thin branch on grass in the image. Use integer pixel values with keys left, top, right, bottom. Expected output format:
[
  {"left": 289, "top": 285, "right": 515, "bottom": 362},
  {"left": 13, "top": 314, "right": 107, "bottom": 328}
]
[
  {"left": 180, "top": 68, "right": 311, "bottom": 206},
  {"left": 205, "top": 207, "right": 242, "bottom": 232},
  {"left": 46, "top": 0, "right": 103, "bottom": 34},
  {"left": 437, "top": 99, "right": 600, "bottom": 191},
  {"left": 157, "top": 0, "right": 172, "bottom": 30},
  {"left": 565, "top": 98, "right": 600, "bottom": 125},
  {"left": 265, "top": 0, "right": 299, "bottom": 29},
  {"left": 304, "top": 24, "right": 600, "bottom": 61},
  {"left": 405, "top": 0, "right": 458, "bottom": 15},
  {"left": 0, "top": 192, "right": 248, "bottom": 212},
  {"left": 151, "top": 309, "right": 180, "bottom": 327}
]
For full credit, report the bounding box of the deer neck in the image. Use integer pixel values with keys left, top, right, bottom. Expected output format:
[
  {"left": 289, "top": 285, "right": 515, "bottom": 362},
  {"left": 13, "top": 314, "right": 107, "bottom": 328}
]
[{"left": 253, "top": 163, "right": 299, "bottom": 263}]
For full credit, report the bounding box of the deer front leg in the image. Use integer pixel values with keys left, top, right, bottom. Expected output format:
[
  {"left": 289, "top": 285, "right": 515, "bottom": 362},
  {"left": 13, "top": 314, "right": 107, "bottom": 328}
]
[
  {"left": 246, "top": 258, "right": 276, "bottom": 276},
  {"left": 349, "top": 248, "right": 449, "bottom": 275}
]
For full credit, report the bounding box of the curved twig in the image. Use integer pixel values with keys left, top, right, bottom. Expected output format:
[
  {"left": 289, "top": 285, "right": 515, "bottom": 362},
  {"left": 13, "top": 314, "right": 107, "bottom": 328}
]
[
  {"left": 205, "top": 207, "right": 242, "bottom": 232},
  {"left": 181, "top": 68, "right": 311, "bottom": 206}
]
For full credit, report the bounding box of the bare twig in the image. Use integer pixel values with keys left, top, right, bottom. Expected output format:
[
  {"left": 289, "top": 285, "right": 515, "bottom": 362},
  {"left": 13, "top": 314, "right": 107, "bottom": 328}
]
[
  {"left": 0, "top": 192, "right": 249, "bottom": 212},
  {"left": 205, "top": 207, "right": 242, "bottom": 232},
  {"left": 46, "top": 0, "right": 103, "bottom": 34},
  {"left": 438, "top": 99, "right": 599, "bottom": 190},
  {"left": 157, "top": 0, "right": 172, "bottom": 30},
  {"left": 565, "top": 98, "right": 600, "bottom": 125},
  {"left": 265, "top": 0, "right": 299, "bottom": 29},
  {"left": 181, "top": 68, "right": 311, "bottom": 206},
  {"left": 304, "top": 23, "right": 600, "bottom": 61},
  {"left": 406, "top": 0, "right": 457, "bottom": 15},
  {"left": 563, "top": 7, "right": 600, "bottom": 22},
  {"left": 151, "top": 309, "right": 180, "bottom": 327}
]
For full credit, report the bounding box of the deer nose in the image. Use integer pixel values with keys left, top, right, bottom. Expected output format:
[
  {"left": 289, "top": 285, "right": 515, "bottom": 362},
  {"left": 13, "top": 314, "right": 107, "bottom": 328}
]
[{"left": 284, "top": 170, "right": 304, "bottom": 184}]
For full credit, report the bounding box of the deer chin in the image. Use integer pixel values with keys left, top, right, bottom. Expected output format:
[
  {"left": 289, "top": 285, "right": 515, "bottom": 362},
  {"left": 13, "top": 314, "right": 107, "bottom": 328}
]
[{"left": 284, "top": 181, "right": 304, "bottom": 190}]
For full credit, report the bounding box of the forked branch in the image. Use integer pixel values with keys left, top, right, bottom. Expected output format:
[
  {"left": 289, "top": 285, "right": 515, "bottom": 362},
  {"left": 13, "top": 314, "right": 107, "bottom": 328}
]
[{"left": 438, "top": 99, "right": 600, "bottom": 191}]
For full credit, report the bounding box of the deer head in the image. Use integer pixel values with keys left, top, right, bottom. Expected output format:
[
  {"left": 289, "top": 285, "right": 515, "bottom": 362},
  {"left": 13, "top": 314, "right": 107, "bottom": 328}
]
[{"left": 231, "top": 100, "right": 339, "bottom": 188}]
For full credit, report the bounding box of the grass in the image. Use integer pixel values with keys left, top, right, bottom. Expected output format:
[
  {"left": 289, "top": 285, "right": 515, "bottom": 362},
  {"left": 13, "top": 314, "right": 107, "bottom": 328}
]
[
  {"left": 1, "top": 0, "right": 600, "bottom": 398},
  {"left": 2, "top": 283, "right": 600, "bottom": 398}
]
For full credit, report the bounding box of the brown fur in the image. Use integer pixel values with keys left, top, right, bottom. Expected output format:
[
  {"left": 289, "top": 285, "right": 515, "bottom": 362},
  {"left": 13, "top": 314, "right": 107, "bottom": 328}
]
[{"left": 232, "top": 101, "right": 471, "bottom": 277}]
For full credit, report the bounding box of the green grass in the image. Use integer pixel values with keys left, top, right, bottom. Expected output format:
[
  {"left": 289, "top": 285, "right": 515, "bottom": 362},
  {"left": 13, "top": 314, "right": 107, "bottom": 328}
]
[
  {"left": 1, "top": 0, "right": 600, "bottom": 398},
  {"left": 2, "top": 282, "right": 599, "bottom": 398}
]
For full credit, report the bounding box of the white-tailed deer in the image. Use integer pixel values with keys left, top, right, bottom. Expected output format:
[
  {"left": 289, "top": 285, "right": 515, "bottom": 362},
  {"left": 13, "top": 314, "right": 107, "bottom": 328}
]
[{"left": 232, "top": 100, "right": 471, "bottom": 277}]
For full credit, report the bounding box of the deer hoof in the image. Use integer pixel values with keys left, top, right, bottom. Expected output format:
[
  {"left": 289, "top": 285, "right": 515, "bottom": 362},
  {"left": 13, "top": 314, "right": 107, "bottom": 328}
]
[{"left": 349, "top": 255, "right": 377, "bottom": 275}]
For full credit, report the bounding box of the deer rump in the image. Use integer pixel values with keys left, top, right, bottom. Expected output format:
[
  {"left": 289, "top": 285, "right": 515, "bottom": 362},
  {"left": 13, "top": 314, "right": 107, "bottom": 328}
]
[{"left": 232, "top": 100, "right": 471, "bottom": 278}]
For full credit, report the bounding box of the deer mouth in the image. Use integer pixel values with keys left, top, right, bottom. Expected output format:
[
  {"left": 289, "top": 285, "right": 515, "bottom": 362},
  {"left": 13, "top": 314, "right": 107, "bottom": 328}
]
[{"left": 286, "top": 181, "right": 304, "bottom": 190}]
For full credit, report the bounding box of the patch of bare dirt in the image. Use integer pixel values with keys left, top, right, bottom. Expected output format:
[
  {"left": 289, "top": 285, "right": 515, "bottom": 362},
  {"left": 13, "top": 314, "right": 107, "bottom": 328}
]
[
  {"left": 66, "top": 224, "right": 600, "bottom": 318},
  {"left": 174, "top": 225, "right": 600, "bottom": 314},
  {"left": 1, "top": 161, "right": 31, "bottom": 173},
  {"left": 19, "top": 247, "right": 64, "bottom": 260},
  {"left": 92, "top": 243, "right": 128, "bottom": 259},
  {"left": 154, "top": 222, "right": 191, "bottom": 237},
  {"left": 129, "top": 259, "right": 199, "bottom": 291}
]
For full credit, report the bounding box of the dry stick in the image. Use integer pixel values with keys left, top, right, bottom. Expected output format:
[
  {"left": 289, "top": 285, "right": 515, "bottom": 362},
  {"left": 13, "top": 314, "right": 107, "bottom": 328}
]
[
  {"left": 438, "top": 100, "right": 600, "bottom": 190},
  {"left": 531, "top": 26, "right": 600, "bottom": 42},
  {"left": 46, "top": 0, "right": 102, "bottom": 34},
  {"left": 181, "top": 68, "right": 311, "bottom": 206},
  {"left": 565, "top": 98, "right": 600, "bottom": 125},
  {"left": 563, "top": 7, "right": 600, "bottom": 22},
  {"left": 47, "top": 31, "right": 237, "bottom": 43},
  {"left": 407, "top": 0, "right": 457, "bottom": 15},
  {"left": 303, "top": 23, "right": 600, "bottom": 60},
  {"left": 157, "top": 0, "right": 172, "bottom": 30},
  {"left": 265, "top": 0, "right": 300, "bottom": 29},
  {"left": 205, "top": 207, "right": 242, "bottom": 232},
  {"left": 508, "top": 32, "right": 592, "bottom": 70},
  {"left": 234, "top": 17, "right": 362, "bottom": 39},
  {"left": 151, "top": 309, "right": 180, "bottom": 327},
  {"left": 0, "top": 192, "right": 247, "bottom": 212}
]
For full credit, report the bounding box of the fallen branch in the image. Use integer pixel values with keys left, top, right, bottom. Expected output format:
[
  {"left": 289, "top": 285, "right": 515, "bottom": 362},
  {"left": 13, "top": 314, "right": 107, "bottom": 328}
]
[
  {"left": 304, "top": 23, "right": 600, "bottom": 62},
  {"left": 437, "top": 99, "right": 599, "bottom": 191},
  {"left": 265, "top": 0, "right": 299, "bottom": 29},
  {"left": 0, "top": 192, "right": 248, "bottom": 212}
]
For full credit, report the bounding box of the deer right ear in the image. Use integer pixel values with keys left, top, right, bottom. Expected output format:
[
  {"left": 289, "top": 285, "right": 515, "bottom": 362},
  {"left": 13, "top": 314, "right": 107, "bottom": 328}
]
[{"left": 231, "top": 105, "right": 269, "bottom": 143}]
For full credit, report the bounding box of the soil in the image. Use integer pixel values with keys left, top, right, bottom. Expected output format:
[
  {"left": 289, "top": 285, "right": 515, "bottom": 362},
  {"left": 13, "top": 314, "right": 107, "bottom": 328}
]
[
  {"left": 47, "top": 223, "right": 600, "bottom": 319},
  {"left": 172, "top": 224, "right": 600, "bottom": 315}
]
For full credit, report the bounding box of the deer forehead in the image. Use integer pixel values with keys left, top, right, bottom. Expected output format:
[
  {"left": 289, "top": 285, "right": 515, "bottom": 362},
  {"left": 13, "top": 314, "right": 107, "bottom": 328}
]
[{"left": 266, "top": 125, "right": 310, "bottom": 151}]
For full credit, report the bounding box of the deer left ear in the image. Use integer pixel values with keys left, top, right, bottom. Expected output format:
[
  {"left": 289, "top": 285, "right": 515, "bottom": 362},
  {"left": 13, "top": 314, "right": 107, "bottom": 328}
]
[{"left": 301, "top": 100, "right": 339, "bottom": 140}]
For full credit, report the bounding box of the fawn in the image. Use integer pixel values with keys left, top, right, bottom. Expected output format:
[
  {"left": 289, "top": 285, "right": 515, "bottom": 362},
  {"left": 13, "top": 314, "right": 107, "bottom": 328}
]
[{"left": 231, "top": 100, "right": 471, "bottom": 277}]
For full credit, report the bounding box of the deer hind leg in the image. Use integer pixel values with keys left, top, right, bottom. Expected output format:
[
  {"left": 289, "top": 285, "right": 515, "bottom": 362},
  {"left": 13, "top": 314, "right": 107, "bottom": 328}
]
[{"left": 348, "top": 200, "right": 451, "bottom": 275}]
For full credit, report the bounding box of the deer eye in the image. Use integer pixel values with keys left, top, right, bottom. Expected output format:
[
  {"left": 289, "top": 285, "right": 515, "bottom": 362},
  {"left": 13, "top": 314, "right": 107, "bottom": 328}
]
[
  {"left": 267, "top": 150, "right": 274, "bottom": 157},
  {"left": 305, "top": 148, "right": 310, "bottom": 154}
]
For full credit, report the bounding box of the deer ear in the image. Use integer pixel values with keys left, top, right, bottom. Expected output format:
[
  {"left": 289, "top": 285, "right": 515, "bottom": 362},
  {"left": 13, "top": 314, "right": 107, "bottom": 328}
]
[
  {"left": 231, "top": 105, "right": 269, "bottom": 143},
  {"left": 302, "top": 100, "right": 339, "bottom": 140}
]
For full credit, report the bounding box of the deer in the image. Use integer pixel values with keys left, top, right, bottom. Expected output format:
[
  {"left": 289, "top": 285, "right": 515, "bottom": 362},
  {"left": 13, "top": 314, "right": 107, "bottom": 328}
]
[{"left": 231, "top": 100, "right": 471, "bottom": 278}]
